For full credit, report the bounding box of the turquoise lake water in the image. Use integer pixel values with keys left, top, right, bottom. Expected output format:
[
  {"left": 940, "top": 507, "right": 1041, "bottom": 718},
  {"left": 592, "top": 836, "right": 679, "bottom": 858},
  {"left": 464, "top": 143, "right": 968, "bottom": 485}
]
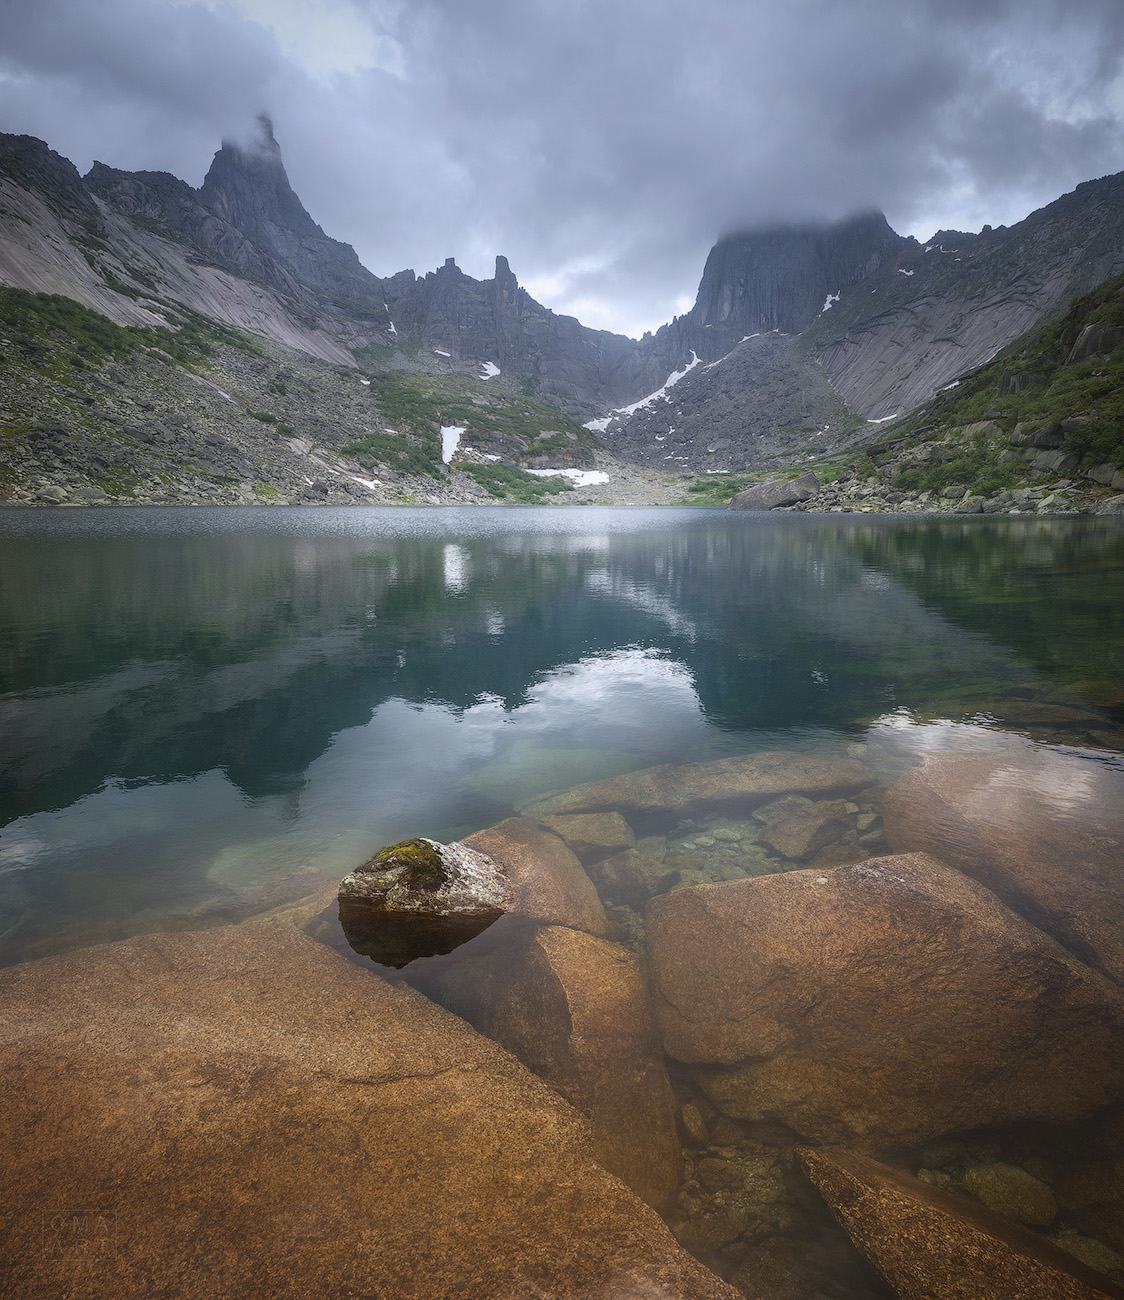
[{"left": 1, "top": 505, "right": 1122, "bottom": 964}]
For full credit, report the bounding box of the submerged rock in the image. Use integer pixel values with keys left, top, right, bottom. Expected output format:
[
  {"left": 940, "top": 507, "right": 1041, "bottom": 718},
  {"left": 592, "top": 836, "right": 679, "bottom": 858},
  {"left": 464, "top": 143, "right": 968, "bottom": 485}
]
[
  {"left": 461, "top": 817, "right": 609, "bottom": 937},
  {"left": 753, "top": 796, "right": 853, "bottom": 860},
  {"left": 522, "top": 751, "right": 876, "bottom": 820},
  {"left": 338, "top": 837, "right": 509, "bottom": 968},
  {"left": 645, "top": 853, "right": 1124, "bottom": 1147},
  {"left": 961, "top": 1162, "right": 1057, "bottom": 1228},
  {"left": 0, "top": 926, "right": 738, "bottom": 1300},
  {"left": 799, "top": 1148, "right": 1124, "bottom": 1300},
  {"left": 883, "top": 750, "right": 1124, "bottom": 984},
  {"left": 421, "top": 924, "right": 683, "bottom": 1209},
  {"left": 538, "top": 811, "right": 636, "bottom": 862}
]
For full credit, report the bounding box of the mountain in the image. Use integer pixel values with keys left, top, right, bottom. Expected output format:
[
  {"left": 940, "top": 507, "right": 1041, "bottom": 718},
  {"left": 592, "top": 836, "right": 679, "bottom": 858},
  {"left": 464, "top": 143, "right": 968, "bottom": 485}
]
[
  {"left": 3, "top": 117, "right": 1124, "bottom": 501},
  {"left": 593, "top": 180, "right": 1124, "bottom": 471}
]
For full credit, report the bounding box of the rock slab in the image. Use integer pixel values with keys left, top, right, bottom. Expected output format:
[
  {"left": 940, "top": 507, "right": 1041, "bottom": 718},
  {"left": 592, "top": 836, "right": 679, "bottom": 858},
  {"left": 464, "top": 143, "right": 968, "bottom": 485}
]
[
  {"left": 883, "top": 750, "right": 1124, "bottom": 984},
  {"left": 799, "top": 1148, "right": 1124, "bottom": 1300},
  {"left": 645, "top": 853, "right": 1124, "bottom": 1146},
  {"left": 727, "top": 472, "right": 820, "bottom": 511},
  {"left": 422, "top": 924, "right": 683, "bottom": 1209},
  {"left": 524, "top": 751, "right": 875, "bottom": 820},
  {"left": 0, "top": 926, "right": 737, "bottom": 1300}
]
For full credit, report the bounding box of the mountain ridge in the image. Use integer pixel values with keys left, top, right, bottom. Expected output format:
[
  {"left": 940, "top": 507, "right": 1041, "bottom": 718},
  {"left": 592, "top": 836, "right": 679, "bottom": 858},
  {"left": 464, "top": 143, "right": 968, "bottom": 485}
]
[{"left": 4, "top": 119, "right": 1124, "bottom": 490}]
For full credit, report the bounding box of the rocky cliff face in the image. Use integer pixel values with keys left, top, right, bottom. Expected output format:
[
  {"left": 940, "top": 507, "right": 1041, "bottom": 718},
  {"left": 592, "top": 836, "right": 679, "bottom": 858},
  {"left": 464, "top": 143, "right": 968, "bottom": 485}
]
[{"left": 799, "top": 172, "right": 1124, "bottom": 419}]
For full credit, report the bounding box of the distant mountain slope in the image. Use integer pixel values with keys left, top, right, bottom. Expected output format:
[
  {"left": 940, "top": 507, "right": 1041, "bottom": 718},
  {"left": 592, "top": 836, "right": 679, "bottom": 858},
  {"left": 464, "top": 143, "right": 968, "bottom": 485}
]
[
  {"left": 3, "top": 118, "right": 1124, "bottom": 486},
  {"left": 798, "top": 172, "right": 1124, "bottom": 419},
  {"left": 594, "top": 333, "right": 865, "bottom": 473}
]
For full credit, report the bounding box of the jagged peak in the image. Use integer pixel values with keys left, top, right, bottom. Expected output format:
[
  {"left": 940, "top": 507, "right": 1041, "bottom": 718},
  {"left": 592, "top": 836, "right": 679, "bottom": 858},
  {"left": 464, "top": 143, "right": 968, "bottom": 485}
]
[{"left": 200, "top": 113, "right": 323, "bottom": 240}]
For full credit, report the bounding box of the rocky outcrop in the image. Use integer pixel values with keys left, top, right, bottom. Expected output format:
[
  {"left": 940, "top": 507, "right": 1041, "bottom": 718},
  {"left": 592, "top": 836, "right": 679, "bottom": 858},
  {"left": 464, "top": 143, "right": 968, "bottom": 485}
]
[
  {"left": 522, "top": 751, "right": 875, "bottom": 821},
  {"left": 727, "top": 471, "right": 819, "bottom": 511},
  {"left": 0, "top": 926, "right": 737, "bottom": 1300},
  {"left": 600, "top": 332, "right": 862, "bottom": 474},
  {"left": 800, "top": 172, "right": 1124, "bottom": 420},
  {"left": 421, "top": 924, "right": 683, "bottom": 1209},
  {"left": 651, "top": 212, "right": 904, "bottom": 358},
  {"left": 882, "top": 750, "right": 1124, "bottom": 984},
  {"left": 645, "top": 853, "right": 1124, "bottom": 1147},
  {"left": 338, "top": 820, "right": 608, "bottom": 968},
  {"left": 337, "top": 837, "right": 510, "bottom": 967},
  {"left": 799, "top": 1148, "right": 1124, "bottom": 1300}
]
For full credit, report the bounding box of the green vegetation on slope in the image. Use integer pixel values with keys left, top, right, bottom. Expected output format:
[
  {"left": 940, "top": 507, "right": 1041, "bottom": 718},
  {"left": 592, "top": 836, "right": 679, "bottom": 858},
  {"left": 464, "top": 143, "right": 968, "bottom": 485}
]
[
  {"left": 461, "top": 462, "right": 574, "bottom": 503},
  {"left": 0, "top": 286, "right": 265, "bottom": 372},
  {"left": 894, "top": 271, "right": 1124, "bottom": 473},
  {"left": 360, "top": 370, "right": 596, "bottom": 451}
]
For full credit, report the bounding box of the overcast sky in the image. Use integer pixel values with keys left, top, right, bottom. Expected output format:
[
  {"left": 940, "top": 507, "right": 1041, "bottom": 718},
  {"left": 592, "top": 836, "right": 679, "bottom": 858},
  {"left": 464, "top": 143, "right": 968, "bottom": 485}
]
[{"left": 3, "top": 0, "right": 1124, "bottom": 337}]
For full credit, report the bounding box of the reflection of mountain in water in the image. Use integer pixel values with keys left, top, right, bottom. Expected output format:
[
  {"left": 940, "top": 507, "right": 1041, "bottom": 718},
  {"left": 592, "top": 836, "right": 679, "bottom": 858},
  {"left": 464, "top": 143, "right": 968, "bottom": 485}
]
[{"left": 1, "top": 513, "right": 1121, "bottom": 823}]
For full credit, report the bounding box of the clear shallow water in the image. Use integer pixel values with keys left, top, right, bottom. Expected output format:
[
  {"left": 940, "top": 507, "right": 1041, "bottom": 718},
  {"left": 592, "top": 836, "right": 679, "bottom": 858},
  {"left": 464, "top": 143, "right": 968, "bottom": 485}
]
[{"left": 1, "top": 505, "right": 1123, "bottom": 965}]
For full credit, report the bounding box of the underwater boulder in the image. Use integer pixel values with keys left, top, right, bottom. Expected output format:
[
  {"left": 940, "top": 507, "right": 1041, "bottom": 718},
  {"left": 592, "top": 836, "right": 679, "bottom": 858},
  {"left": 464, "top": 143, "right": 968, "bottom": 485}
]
[
  {"left": 798, "top": 1148, "right": 1124, "bottom": 1300},
  {"left": 883, "top": 750, "right": 1124, "bottom": 985},
  {"left": 646, "top": 853, "right": 1124, "bottom": 1147}
]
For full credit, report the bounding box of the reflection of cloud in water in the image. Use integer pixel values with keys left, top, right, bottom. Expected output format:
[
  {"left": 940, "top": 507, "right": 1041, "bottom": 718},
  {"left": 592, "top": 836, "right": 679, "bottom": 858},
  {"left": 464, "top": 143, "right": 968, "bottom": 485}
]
[
  {"left": 443, "top": 544, "right": 469, "bottom": 591},
  {"left": 585, "top": 571, "right": 698, "bottom": 641},
  {"left": 984, "top": 761, "right": 1098, "bottom": 818},
  {"left": 864, "top": 710, "right": 1034, "bottom": 777},
  {"left": 302, "top": 648, "right": 704, "bottom": 835}
]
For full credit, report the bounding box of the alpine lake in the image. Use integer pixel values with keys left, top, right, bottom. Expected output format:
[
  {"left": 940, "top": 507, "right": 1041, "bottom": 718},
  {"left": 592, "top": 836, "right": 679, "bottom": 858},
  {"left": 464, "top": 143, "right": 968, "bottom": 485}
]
[{"left": 3, "top": 504, "right": 1124, "bottom": 1299}]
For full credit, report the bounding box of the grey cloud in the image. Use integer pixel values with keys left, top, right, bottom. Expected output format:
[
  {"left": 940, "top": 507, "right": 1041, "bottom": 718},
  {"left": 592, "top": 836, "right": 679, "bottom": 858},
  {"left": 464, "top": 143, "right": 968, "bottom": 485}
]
[{"left": 1, "top": 0, "right": 1123, "bottom": 335}]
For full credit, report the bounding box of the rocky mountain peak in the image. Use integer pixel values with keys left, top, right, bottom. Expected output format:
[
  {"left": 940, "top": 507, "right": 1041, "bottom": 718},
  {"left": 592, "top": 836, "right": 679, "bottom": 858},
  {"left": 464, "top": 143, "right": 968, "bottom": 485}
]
[
  {"left": 200, "top": 112, "right": 324, "bottom": 241},
  {"left": 691, "top": 210, "right": 905, "bottom": 337}
]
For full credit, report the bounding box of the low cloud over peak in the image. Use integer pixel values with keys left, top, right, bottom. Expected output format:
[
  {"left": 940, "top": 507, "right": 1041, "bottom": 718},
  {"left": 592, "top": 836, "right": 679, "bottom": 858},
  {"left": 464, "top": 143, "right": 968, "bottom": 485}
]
[{"left": 2, "top": 0, "right": 1124, "bottom": 336}]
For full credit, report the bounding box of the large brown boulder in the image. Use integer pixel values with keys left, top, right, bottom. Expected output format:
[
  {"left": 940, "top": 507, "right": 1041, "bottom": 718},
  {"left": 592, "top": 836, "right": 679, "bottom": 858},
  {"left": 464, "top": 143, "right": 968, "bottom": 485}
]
[
  {"left": 798, "top": 1148, "right": 1124, "bottom": 1300},
  {"left": 727, "top": 472, "right": 819, "bottom": 511},
  {"left": 421, "top": 924, "right": 683, "bottom": 1209},
  {"left": 523, "top": 752, "right": 875, "bottom": 819},
  {"left": 0, "top": 926, "right": 737, "bottom": 1300},
  {"left": 646, "top": 853, "right": 1124, "bottom": 1147},
  {"left": 883, "top": 750, "right": 1124, "bottom": 984},
  {"left": 462, "top": 817, "right": 610, "bottom": 937}
]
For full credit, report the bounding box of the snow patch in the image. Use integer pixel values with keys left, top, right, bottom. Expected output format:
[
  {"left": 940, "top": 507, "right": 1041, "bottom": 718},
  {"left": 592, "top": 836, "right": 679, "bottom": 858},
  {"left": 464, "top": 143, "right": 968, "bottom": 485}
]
[
  {"left": 434, "top": 349, "right": 451, "bottom": 357},
  {"left": 939, "top": 380, "right": 961, "bottom": 391},
  {"left": 615, "top": 352, "right": 702, "bottom": 417},
  {"left": 441, "top": 425, "right": 465, "bottom": 463},
  {"left": 479, "top": 361, "right": 500, "bottom": 379},
  {"left": 897, "top": 269, "right": 915, "bottom": 277},
  {"left": 821, "top": 292, "right": 840, "bottom": 313},
  {"left": 349, "top": 475, "right": 382, "bottom": 490},
  {"left": 867, "top": 414, "right": 900, "bottom": 424},
  {"left": 527, "top": 469, "right": 610, "bottom": 487},
  {"left": 388, "top": 321, "right": 397, "bottom": 336},
  {"left": 359, "top": 378, "right": 370, "bottom": 385},
  {"left": 584, "top": 416, "right": 613, "bottom": 433}
]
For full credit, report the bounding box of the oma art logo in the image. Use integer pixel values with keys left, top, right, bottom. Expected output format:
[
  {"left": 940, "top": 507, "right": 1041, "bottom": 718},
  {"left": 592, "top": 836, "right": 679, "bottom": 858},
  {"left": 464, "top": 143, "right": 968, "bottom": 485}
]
[{"left": 41, "top": 1211, "right": 117, "bottom": 1260}]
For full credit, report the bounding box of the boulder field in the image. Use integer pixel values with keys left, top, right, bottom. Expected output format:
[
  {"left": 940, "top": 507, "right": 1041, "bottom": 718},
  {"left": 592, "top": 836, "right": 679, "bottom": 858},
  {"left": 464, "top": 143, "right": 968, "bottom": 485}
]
[{"left": 5, "top": 744, "right": 1124, "bottom": 1298}]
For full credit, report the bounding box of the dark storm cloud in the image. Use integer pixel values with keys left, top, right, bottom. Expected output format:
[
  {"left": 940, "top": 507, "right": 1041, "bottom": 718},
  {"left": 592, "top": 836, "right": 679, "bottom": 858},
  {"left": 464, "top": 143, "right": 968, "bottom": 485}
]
[{"left": 2, "top": 0, "right": 1123, "bottom": 335}]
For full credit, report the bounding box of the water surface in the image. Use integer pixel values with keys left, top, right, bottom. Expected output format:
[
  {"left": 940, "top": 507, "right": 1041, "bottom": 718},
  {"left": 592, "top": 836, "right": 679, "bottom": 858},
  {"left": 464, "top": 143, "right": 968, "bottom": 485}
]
[{"left": 2, "top": 505, "right": 1123, "bottom": 964}]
